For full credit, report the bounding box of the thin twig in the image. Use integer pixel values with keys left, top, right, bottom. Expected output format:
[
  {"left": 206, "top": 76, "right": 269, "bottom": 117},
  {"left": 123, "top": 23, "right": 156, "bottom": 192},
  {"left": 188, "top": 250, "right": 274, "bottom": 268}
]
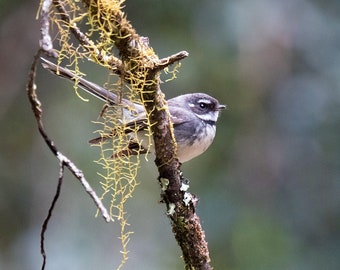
[
  {"left": 40, "top": 161, "right": 64, "bottom": 270},
  {"left": 155, "top": 51, "right": 189, "bottom": 71},
  {"left": 52, "top": 0, "right": 124, "bottom": 74},
  {"left": 27, "top": 51, "right": 111, "bottom": 222},
  {"left": 39, "top": 0, "right": 58, "bottom": 57}
]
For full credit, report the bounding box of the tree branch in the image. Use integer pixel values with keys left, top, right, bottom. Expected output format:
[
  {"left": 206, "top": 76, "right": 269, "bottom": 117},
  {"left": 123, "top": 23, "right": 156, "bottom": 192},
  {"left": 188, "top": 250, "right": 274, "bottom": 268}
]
[{"left": 78, "top": 3, "right": 212, "bottom": 268}]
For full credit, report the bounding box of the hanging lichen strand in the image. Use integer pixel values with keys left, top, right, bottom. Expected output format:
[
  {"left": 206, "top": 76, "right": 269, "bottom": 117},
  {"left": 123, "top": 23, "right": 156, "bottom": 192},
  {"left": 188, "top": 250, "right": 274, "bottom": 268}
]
[{"left": 93, "top": 99, "right": 145, "bottom": 269}]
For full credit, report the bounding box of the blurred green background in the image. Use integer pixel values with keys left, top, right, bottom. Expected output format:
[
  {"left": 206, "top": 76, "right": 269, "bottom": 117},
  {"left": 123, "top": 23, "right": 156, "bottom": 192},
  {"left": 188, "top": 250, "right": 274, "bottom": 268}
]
[{"left": 1, "top": 0, "right": 339, "bottom": 269}]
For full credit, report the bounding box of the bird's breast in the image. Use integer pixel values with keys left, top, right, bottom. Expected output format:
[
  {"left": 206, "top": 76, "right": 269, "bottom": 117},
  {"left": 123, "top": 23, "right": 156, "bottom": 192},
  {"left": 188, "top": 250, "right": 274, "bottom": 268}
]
[{"left": 176, "top": 123, "right": 216, "bottom": 162}]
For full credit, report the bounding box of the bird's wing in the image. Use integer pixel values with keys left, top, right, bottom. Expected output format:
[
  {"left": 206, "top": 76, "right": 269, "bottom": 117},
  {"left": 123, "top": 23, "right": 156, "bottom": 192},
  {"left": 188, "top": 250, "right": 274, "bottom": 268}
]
[{"left": 168, "top": 106, "right": 197, "bottom": 144}]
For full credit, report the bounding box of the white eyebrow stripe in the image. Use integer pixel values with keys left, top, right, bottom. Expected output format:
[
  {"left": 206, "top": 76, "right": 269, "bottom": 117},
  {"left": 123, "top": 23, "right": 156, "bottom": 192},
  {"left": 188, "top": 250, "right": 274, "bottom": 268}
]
[{"left": 198, "top": 99, "right": 212, "bottom": 104}]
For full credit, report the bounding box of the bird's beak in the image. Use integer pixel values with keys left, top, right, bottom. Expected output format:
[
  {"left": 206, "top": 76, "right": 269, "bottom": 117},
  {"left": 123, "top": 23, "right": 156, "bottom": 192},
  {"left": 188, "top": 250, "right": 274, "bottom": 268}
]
[{"left": 217, "top": 104, "right": 227, "bottom": 111}]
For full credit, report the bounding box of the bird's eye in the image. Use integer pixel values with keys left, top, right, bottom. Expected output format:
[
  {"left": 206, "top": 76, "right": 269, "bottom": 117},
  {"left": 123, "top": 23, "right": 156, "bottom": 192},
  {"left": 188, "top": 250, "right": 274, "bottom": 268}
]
[{"left": 199, "top": 102, "right": 208, "bottom": 109}]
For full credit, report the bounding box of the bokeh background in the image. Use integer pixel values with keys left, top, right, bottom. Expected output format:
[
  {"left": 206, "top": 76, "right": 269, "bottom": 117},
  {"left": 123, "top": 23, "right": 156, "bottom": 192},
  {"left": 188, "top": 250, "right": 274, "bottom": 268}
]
[{"left": 1, "top": 0, "right": 339, "bottom": 269}]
